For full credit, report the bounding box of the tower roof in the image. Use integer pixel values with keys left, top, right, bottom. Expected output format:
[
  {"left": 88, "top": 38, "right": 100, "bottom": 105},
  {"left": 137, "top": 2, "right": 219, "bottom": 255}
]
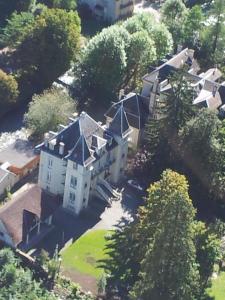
[{"left": 108, "top": 105, "right": 131, "bottom": 138}]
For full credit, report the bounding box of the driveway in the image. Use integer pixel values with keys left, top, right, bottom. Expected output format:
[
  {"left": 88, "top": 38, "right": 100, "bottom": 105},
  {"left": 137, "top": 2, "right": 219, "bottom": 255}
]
[
  {"left": 92, "top": 187, "right": 141, "bottom": 231},
  {"left": 33, "top": 186, "right": 142, "bottom": 257}
]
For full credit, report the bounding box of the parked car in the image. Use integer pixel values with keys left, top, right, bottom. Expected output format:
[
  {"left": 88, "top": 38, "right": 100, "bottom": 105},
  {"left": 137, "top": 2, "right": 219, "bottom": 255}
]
[{"left": 127, "top": 179, "right": 144, "bottom": 192}]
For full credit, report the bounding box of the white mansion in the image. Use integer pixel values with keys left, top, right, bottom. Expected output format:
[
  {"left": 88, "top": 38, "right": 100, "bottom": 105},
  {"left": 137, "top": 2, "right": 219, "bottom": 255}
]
[{"left": 38, "top": 109, "right": 131, "bottom": 215}]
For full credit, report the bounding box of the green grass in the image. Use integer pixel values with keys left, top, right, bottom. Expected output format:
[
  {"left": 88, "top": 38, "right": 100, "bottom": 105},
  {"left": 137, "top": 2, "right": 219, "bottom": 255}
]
[
  {"left": 61, "top": 229, "right": 109, "bottom": 279},
  {"left": 207, "top": 272, "right": 225, "bottom": 300}
]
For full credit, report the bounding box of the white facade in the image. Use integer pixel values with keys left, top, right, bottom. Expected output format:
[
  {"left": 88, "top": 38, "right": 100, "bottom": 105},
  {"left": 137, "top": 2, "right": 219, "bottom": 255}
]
[
  {"left": 0, "top": 163, "right": 18, "bottom": 197},
  {"left": 38, "top": 111, "right": 130, "bottom": 216}
]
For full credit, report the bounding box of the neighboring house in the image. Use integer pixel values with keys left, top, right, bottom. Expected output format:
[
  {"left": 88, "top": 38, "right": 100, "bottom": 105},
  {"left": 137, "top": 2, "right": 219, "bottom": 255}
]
[
  {"left": 0, "top": 184, "right": 61, "bottom": 250},
  {"left": 106, "top": 48, "right": 225, "bottom": 149},
  {"left": 0, "top": 162, "right": 18, "bottom": 196},
  {"left": 79, "top": 0, "right": 134, "bottom": 23},
  {"left": 38, "top": 110, "right": 131, "bottom": 215},
  {"left": 105, "top": 92, "right": 148, "bottom": 149},
  {"left": 141, "top": 48, "right": 225, "bottom": 119},
  {"left": 0, "top": 139, "right": 39, "bottom": 179}
]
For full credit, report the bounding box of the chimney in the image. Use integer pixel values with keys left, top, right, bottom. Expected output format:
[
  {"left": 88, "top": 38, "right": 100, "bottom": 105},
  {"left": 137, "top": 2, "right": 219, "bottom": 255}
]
[
  {"left": 44, "top": 133, "right": 49, "bottom": 147},
  {"left": 59, "top": 142, "right": 65, "bottom": 155},
  {"left": 49, "top": 138, "right": 56, "bottom": 151},
  {"left": 119, "top": 89, "right": 125, "bottom": 100}
]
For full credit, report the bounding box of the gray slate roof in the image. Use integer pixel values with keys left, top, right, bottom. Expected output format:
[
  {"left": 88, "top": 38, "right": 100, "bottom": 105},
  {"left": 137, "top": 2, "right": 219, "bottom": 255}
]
[
  {"left": 105, "top": 93, "right": 148, "bottom": 130},
  {"left": 108, "top": 105, "right": 131, "bottom": 138},
  {"left": 42, "top": 111, "right": 127, "bottom": 167}
]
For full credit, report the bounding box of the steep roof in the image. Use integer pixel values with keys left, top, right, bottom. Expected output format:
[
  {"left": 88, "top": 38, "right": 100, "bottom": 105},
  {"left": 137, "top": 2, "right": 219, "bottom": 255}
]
[
  {"left": 0, "top": 185, "right": 61, "bottom": 246},
  {"left": 66, "top": 135, "right": 95, "bottom": 167},
  {"left": 108, "top": 105, "right": 131, "bottom": 138},
  {"left": 42, "top": 112, "right": 107, "bottom": 166},
  {"left": 105, "top": 93, "right": 148, "bottom": 129}
]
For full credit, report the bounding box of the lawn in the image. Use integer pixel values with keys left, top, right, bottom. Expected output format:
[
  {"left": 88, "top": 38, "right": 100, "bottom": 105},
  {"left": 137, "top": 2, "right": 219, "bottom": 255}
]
[
  {"left": 207, "top": 272, "right": 225, "bottom": 300},
  {"left": 61, "top": 229, "right": 110, "bottom": 279}
]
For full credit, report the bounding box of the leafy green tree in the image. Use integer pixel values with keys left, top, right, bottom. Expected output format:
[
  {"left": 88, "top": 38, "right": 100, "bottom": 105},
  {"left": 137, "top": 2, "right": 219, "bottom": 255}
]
[
  {"left": 123, "top": 12, "right": 173, "bottom": 59},
  {"left": 0, "top": 0, "right": 34, "bottom": 25},
  {"left": 161, "top": 0, "right": 187, "bottom": 45},
  {"left": 78, "top": 25, "right": 130, "bottom": 104},
  {"left": 182, "top": 5, "right": 203, "bottom": 47},
  {"left": 123, "top": 30, "right": 156, "bottom": 90},
  {"left": 0, "top": 69, "right": 18, "bottom": 112},
  {"left": 0, "top": 248, "right": 56, "bottom": 300},
  {"left": 24, "top": 88, "right": 76, "bottom": 136},
  {"left": 179, "top": 109, "right": 219, "bottom": 170},
  {"left": 0, "top": 12, "right": 35, "bottom": 48},
  {"left": 14, "top": 8, "right": 81, "bottom": 98},
  {"left": 200, "top": 0, "right": 225, "bottom": 67},
  {"left": 39, "top": 0, "right": 77, "bottom": 10},
  {"left": 194, "top": 221, "right": 220, "bottom": 296},
  {"left": 131, "top": 170, "right": 200, "bottom": 300}
]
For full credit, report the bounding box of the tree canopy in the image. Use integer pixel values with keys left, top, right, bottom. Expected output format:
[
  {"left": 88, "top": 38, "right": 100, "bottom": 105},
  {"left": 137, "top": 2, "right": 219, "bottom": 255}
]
[
  {"left": 77, "top": 12, "right": 172, "bottom": 105},
  {"left": 24, "top": 87, "right": 76, "bottom": 136},
  {"left": 0, "top": 12, "right": 35, "bottom": 48},
  {"left": 14, "top": 8, "right": 81, "bottom": 98},
  {"left": 0, "top": 69, "right": 18, "bottom": 115}
]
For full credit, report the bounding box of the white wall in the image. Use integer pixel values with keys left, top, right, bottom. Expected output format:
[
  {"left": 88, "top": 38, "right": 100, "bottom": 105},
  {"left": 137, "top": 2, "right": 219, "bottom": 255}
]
[
  {"left": 38, "top": 151, "right": 66, "bottom": 196},
  {"left": 0, "top": 169, "right": 18, "bottom": 197},
  {"left": 63, "top": 160, "right": 91, "bottom": 215},
  {"left": 110, "top": 137, "right": 128, "bottom": 184}
]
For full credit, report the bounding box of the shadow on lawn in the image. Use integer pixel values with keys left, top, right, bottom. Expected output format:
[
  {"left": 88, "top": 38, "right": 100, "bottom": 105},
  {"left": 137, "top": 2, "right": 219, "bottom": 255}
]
[{"left": 34, "top": 201, "right": 106, "bottom": 257}]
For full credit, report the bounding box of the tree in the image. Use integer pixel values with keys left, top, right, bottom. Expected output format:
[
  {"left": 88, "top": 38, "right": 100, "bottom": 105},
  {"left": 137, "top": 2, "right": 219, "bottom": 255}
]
[
  {"left": 179, "top": 109, "right": 220, "bottom": 170},
  {"left": 78, "top": 25, "right": 130, "bottom": 104},
  {"left": 163, "top": 69, "right": 197, "bottom": 132},
  {"left": 24, "top": 88, "right": 76, "bottom": 136},
  {"left": 131, "top": 170, "right": 200, "bottom": 300},
  {"left": 0, "top": 69, "right": 18, "bottom": 112},
  {"left": 0, "top": 12, "right": 35, "bottom": 48},
  {"left": 161, "top": 0, "right": 188, "bottom": 45},
  {"left": 14, "top": 8, "right": 81, "bottom": 98},
  {"left": 194, "top": 221, "right": 220, "bottom": 296},
  {"left": 39, "top": 0, "right": 77, "bottom": 10},
  {"left": 123, "top": 30, "right": 156, "bottom": 90},
  {"left": 0, "top": 248, "right": 56, "bottom": 300},
  {"left": 182, "top": 5, "right": 203, "bottom": 47},
  {"left": 78, "top": 13, "right": 170, "bottom": 105},
  {"left": 200, "top": 0, "right": 225, "bottom": 67},
  {"left": 0, "top": 0, "right": 34, "bottom": 25},
  {"left": 123, "top": 12, "right": 173, "bottom": 59}
]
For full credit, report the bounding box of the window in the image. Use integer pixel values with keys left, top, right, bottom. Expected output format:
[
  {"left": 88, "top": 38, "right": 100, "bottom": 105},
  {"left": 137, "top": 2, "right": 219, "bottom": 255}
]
[
  {"left": 107, "top": 152, "right": 110, "bottom": 161},
  {"left": 69, "top": 192, "right": 76, "bottom": 203},
  {"left": 48, "top": 158, "right": 53, "bottom": 168},
  {"left": 70, "top": 176, "right": 77, "bottom": 188},
  {"left": 122, "top": 153, "right": 125, "bottom": 159},
  {"left": 83, "top": 198, "right": 86, "bottom": 203},
  {"left": 84, "top": 183, "right": 87, "bottom": 188},
  {"left": 47, "top": 171, "right": 51, "bottom": 183},
  {"left": 73, "top": 162, "right": 78, "bottom": 170},
  {"left": 46, "top": 185, "right": 49, "bottom": 191}
]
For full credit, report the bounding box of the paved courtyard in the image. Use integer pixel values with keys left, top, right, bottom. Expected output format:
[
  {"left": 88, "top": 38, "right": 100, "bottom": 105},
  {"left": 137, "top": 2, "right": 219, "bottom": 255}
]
[{"left": 34, "top": 186, "right": 142, "bottom": 257}]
